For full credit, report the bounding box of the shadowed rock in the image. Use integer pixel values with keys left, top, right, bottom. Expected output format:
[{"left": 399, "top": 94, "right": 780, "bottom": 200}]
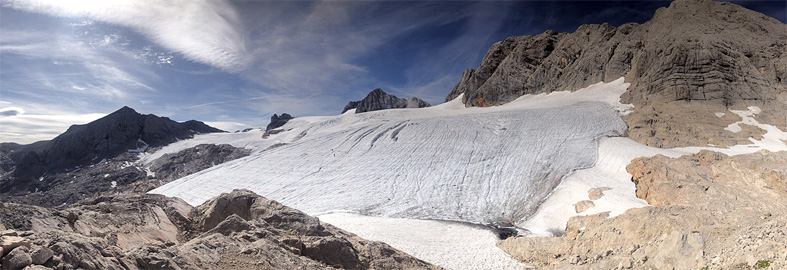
[
  {"left": 265, "top": 113, "right": 294, "bottom": 131},
  {"left": 344, "top": 88, "right": 430, "bottom": 113}
]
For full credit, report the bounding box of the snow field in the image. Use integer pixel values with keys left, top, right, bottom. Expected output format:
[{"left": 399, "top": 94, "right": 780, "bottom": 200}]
[{"left": 318, "top": 212, "right": 527, "bottom": 270}]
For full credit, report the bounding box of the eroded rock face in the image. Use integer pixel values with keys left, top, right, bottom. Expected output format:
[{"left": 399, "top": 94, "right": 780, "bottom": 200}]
[
  {"left": 0, "top": 190, "right": 440, "bottom": 270},
  {"left": 448, "top": 0, "right": 787, "bottom": 147},
  {"left": 0, "top": 144, "right": 249, "bottom": 207},
  {"left": 266, "top": 113, "right": 294, "bottom": 131},
  {"left": 499, "top": 151, "right": 787, "bottom": 269},
  {"left": 148, "top": 144, "right": 251, "bottom": 182},
  {"left": 347, "top": 88, "right": 431, "bottom": 113}
]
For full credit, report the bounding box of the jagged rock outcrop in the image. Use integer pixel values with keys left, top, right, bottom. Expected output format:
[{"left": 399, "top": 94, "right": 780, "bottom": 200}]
[
  {"left": 448, "top": 0, "right": 787, "bottom": 147},
  {"left": 0, "top": 106, "right": 224, "bottom": 184},
  {"left": 0, "top": 143, "right": 249, "bottom": 208},
  {"left": 148, "top": 144, "right": 251, "bottom": 182},
  {"left": 341, "top": 101, "right": 359, "bottom": 114},
  {"left": 499, "top": 150, "right": 787, "bottom": 269},
  {"left": 0, "top": 190, "right": 441, "bottom": 270},
  {"left": 265, "top": 113, "right": 293, "bottom": 131},
  {"left": 344, "top": 88, "right": 431, "bottom": 114}
]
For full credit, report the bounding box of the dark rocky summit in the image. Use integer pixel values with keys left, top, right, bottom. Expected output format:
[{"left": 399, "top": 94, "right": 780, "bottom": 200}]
[
  {"left": 341, "top": 101, "right": 359, "bottom": 114},
  {"left": 447, "top": 0, "right": 786, "bottom": 147},
  {"left": 0, "top": 106, "right": 223, "bottom": 195},
  {"left": 343, "top": 88, "right": 431, "bottom": 114},
  {"left": 265, "top": 113, "right": 293, "bottom": 131},
  {"left": 0, "top": 189, "right": 440, "bottom": 270}
]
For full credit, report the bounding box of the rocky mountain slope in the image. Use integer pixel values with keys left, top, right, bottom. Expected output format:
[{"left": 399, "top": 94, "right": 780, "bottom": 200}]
[
  {"left": 0, "top": 189, "right": 439, "bottom": 270},
  {"left": 447, "top": 0, "right": 786, "bottom": 148},
  {"left": 499, "top": 150, "right": 787, "bottom": 269},
  {"left": 0, "top": 107, "right": 225, "bottom": 205},
  {"left": 342, "top": 88, "right": 431, "bottom": 114},
  {"left": 0, "top": 143, "right": 250, "bottom": 207},
  {"left": 0, "top": 106, "right": 223, "bottom": 184}
]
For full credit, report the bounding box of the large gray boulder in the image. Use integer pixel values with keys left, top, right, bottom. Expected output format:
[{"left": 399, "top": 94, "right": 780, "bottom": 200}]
[{"left": 2, "top": 246, "right": 31, "bottom": 270}]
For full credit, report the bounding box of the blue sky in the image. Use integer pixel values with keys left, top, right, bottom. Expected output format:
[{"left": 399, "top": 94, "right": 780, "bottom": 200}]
[{"left": 1, "top": 0, "right": 785, "bottom": 144}]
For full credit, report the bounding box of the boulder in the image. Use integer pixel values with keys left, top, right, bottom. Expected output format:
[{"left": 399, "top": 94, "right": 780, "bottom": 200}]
[
  {"left": 574, "top": 200, "right": 595, "bottom": 213},
  {"left": 0, "top": 236, "right": 30, "bottom": 257},
  {"left": 2, "top": 246, "right": 31, "bottom": 270},
  {"left": 30, "top": 246, "right": 53, "bottom": 265}
]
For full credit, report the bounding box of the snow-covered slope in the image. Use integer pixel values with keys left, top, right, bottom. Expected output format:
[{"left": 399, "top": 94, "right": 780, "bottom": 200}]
[{"left": 150, "top": 79, "right": 630, "bottom": 226}]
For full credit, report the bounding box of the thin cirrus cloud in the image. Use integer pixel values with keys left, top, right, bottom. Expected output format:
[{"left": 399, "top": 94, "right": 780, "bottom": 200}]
[
  {"left": 2, "top": 0, "right": 248, "bottom": 72},
  {"left": 0, "top": 103, "right": 105, "bottom": 144}
]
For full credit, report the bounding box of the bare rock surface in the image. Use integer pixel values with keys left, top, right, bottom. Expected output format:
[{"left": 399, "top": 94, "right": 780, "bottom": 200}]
[
  {"left": 0, "top": 143, "right": 249, "bottom": 208},
  {"left": 148, "top": 144, "right": 251, "bottom": 182},
  {"left": 499, "top": 150, "right": 787, "bottom": 269},
  {"left": 345, "top": 88, "right": 430, "bottom": 113},
  {"left": 448, "top": 0, "right": 787, "bottom": 147},
  {"left": 0, "top": 189, "right": 440, "bottom": 270},
  {"left": 265, "top": 113, "right": 294, "bottom": 131}
]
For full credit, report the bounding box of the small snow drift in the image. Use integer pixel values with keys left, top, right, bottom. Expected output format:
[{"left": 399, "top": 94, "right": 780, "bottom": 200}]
[{"left": 151, "top": 79, "right": 631, "bottom": 226}]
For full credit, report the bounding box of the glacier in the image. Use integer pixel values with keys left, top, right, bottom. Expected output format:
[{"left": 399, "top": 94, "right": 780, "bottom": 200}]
[{"left": 150, "top": 79, "right": 630, "bottom": 226}]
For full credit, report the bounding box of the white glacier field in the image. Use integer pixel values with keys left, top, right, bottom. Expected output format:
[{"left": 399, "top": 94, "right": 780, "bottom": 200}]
[
  {"left": 150, "top": 82, "right": 629, "bottom": 226},
  {"left": 148, "top": 77, "right": 787, "bottom": 269}
]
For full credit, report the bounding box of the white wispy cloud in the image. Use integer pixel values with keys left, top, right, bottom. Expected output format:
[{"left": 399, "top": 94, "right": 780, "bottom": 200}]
[
  {"left": 0, "top": 108, "right": 105, "bottom": 144},
  {"left": 2, "top": 0, "right": 247, "bottom": 72}
]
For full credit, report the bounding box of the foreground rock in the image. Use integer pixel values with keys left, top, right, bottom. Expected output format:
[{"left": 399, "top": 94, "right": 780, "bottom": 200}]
[
  {"left": 499, "top": 150, "right": 787, "bottom": 269},
  {"left": 0, "top": 189, "right": 440, "bottom": 270},
  {"left": 447, "top": 0, "right": 786, "bottom": 148},
  {"left": 343, "top": 88, "right": 430, "bottom": 113}
]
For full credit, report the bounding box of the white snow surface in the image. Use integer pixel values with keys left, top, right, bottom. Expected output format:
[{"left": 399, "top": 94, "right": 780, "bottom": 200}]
[
  {"left": 150, "top": 79, "right": 631, "bottom": 225},
  {"left": 318, "top": 212, "right": 526, "bottom": 270}
]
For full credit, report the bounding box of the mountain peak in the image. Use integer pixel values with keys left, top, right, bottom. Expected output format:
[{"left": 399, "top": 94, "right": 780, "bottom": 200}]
[
  {"left": 343, "top": 88, "right": 431, "bottom": 114},
  {"left": 112, "top": 106, "right": 139, "bottom": 115}
]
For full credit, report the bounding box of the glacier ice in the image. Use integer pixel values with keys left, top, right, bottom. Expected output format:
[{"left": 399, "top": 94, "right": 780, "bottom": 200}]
[{"left": 150, "top": 81, "right": 629, "bottom": 226}]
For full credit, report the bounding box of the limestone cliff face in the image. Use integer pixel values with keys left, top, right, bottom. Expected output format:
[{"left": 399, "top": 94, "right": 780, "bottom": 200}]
[
  {"left": 448, "top": 0, "right": 786, "bottom": 106},
  {"left": 447, "top": 0, "right": 787, "bottom": 147}
]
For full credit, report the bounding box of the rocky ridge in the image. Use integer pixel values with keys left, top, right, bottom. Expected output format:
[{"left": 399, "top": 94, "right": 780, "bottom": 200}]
[
  {"left": 498, "top": 150, "right": 787, "bottom": 269},
  {"left": 265, "top": 113, "right": 293, "bottom": 131},
  {"left": 343, "top": 88, "right": 431, "bottom": 114},
  {"left": 0, "top": 144, "right": 250, "bottom": 208},
  {"left": 0, "top": 189, "right": 439, "bottom": 270},
  {"left": 0, "top": 106, "right": 224, "bottom": 190},
  {"left": 447, "top": 0, "right": 787, "bottom": 148}
]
